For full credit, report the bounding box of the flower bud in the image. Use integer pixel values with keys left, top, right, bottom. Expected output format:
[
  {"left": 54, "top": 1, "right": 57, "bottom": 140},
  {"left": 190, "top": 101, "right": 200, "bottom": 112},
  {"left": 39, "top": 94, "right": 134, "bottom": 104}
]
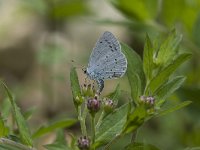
[
  {"left": 104, "top": 99, "right": 114, "bottom": 113},
  {"left": 87, "top": 96, "right": 101, "bottom": 115},
  {"left": 77, "top": 136, "right": 90, "bottom": 150},
  {"left": 75, "top": 96, "right": 84, "bottom": 106},
  {"left": 146, "top": 96, "right": 155, "bottom": 105},
  {"left": 139, "top": 95, "right": 155, "bottom": 108},
  {"left": 139, "top": 95, "right": 146, "bottom": 103},
  {"left": 82, "top": 83, "right": 95, "bottom": 97}
]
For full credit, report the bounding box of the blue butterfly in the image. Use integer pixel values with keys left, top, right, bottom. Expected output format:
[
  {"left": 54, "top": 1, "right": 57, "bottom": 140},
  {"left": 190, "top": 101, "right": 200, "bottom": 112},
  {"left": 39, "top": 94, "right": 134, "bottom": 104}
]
[{"left": 84, "top": 31, "right": 127, "bottom": 93}]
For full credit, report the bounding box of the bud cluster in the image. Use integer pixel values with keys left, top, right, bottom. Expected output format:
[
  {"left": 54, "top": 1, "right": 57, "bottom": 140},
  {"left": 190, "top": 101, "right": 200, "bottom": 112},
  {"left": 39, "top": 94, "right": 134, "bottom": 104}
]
[
  {"left": 87, "top": 95, "right": 101, "bottom": 115},
  {"left": 82, "top": 83, "right": 95, "bottom": 97},
  {"left": 103, "top": 98, "right": 115, "bottom": 113},
  {"left": 77, "top": 136, "right": 90, "bottom": 150},
  {"left": 139, "top": 95, "right": 155, "bottom": 106}
]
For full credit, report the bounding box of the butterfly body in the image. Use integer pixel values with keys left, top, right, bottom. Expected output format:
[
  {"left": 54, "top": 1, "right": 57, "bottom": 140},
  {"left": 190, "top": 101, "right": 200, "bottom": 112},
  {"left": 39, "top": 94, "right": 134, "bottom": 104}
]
[{"left": 86, "top": 31, "right": 127, "bottom": 93}]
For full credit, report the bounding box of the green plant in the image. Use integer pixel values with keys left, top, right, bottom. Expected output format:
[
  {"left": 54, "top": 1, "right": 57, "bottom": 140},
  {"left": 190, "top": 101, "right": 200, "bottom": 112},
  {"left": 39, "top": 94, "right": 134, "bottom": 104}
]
[
  {"left": 69, "top": 30, "right": 191, "bottom": 150},
  {"left": 0, "top": 30, "right": 191, "bottom": 149}
]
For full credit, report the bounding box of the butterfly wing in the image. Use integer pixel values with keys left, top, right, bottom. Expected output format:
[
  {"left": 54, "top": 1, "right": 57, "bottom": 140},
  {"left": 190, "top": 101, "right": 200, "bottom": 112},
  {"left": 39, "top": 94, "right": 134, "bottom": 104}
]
[{"left": 87, "top": 31, "right": 127, "bottom": 80}]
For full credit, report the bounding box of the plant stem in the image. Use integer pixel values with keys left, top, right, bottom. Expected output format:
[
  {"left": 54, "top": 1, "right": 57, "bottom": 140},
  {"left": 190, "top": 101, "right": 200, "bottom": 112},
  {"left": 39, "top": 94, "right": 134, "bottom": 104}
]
[
  {"left": 78, "top": 105, "right": 87, "bottom": 136},
  {"left": 0, "top": 138, "right": 36, "bottom": 150},
  {"left": 131, "top": 130, "right": 138, "bottom": 143},
  {"left": 91, "top": 115, "right": 95, "bottom": 145},
  {"left": 95, "top": 111, "right": 104, "bottom": 130}
]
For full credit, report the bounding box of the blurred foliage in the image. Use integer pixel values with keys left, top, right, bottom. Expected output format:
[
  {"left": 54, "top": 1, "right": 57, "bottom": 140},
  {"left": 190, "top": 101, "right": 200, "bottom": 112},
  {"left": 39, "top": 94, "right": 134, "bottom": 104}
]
[
  {"left": 0, "top": 0, "right": 200, "bottom": 149},
  {"left": 22, "top": 0, "right": 88, "bottom": 20},
  {"left": 22, "top": 0, "right": 89, "bottom": 29}
]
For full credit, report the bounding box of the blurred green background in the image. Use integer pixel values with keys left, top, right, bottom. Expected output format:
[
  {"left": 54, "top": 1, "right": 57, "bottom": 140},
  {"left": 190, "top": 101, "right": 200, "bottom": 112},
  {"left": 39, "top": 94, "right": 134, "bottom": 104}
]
[{"left": 0, "top": 0, "right": 200, "bottom": 149}]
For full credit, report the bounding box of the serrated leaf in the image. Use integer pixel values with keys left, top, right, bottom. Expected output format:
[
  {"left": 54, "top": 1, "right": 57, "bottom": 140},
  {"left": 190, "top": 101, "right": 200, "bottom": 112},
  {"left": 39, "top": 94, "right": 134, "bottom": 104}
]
[
  {"left": 143, "top": 34, "right": 154, "bottom": 81},
  {"left": 32, "top": 119, "right": 77, "bottom": 139},
  {"left": 157, "top": 101, "right": 192, "bottom": 117},
  {"left": 121, "top": 42, "right": 145, "bottom": 103},
  {"left": 70, "top": 67, "right": 82, "bottom": 109},
  {"left": 155, "top": 76, "right": 186, "bottom": 106},
  {"left": 1, "top": 81, "right": 33, "bottom": 146},
  {"left": 156, "top": 29, "right": 182, "bottom": 66},
  {"left": 94, "top": 104, "right": 129, "bottom": 148},
  {"left": 147, "top": 53, "right": 191, "bottom": 94},
  {"left": 125, "top": 142, "right": 160, "bottom": 150},
  {"left": 123, "top": 106, "right": 147, "bottom": 134}
]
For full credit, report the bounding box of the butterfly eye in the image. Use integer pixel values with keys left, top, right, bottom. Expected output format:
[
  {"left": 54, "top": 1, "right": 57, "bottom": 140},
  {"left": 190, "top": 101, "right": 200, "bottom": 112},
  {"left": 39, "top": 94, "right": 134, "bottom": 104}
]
[{"left": 82, "top": 68, "right": 87, "bottom": 74}]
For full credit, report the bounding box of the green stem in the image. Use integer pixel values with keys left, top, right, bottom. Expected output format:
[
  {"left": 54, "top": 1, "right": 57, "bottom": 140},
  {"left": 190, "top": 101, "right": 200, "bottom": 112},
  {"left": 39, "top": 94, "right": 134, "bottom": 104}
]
[
  {"left": 78, "top": 105, "right": 87, "bottom": 136},
  {"left": 131, "top": 130, "right": 138, "bottom": 143},
  {"left": 91, "top": 115, "right": 95, "bottom": 145}
]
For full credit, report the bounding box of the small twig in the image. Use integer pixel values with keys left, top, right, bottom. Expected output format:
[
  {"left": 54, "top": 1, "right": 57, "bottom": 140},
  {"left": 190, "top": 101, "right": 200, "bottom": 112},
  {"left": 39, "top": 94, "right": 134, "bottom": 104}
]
[{"left": 0, "top": 138, "right": 36, "bottom": 150}]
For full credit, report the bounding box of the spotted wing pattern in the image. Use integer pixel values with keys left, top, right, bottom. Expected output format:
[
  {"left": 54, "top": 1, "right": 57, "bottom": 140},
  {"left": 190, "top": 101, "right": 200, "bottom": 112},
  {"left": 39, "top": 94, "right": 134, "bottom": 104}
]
[{"left": 87, "top": 31, "right": 127, "bottom": 80}]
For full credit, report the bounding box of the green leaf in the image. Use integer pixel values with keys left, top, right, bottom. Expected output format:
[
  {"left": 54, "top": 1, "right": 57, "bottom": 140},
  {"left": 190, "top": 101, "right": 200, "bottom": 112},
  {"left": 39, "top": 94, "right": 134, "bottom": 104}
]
[
  {"left": 155, "top": 29, "right": 182, "bottom": 66},
  {"left": 193, "top": 14, "right": 200, "bottom": 47},
  {"left": 0, "top": 81, "right": 33, "bottom": 146},
  {"left": 125, "top": 142, "right": 160, "bottom": 150},
  {"left": 45, "top": 144, "right": 72, "bottom": 150},
  {"left": 157, "top": 101, "right": 192, "bottom": 117},
  {"left": 0, "top": 138, "right": 35, "bottom": 150},
  {"left": 54, "top": 129, "right": 67, "bottom": 145},
  {"left": 70, "top": 67, "right": 83, "bottom": 109},
  {"left": 155, "top": 76, "right": 186, "bottom": 106},
  {"left": 0, "top": 117, "right": 9, "bottom": 137},
  {"left": 123, "top": 106, "right": 147, "bottom": 134},
  {"left": 51, "top": 0, "right": 88, "bottom": 20},
  {"left": 121, "top": 42, "right": 145, "bottom": 103},
  {"left": 143, "top": 34, "right": 154, "bottom": 81},
  {"left": 23, "top": 107, "right": 36, "bottom": 121},
  {"left": 94, "top": 104, "right": 129, "bottom": 148},
  {"left": 110, "top": 0, "right": 158, "bottom": 21},
  {"left": 106, "top": 84, "right": 121, "bottom": 104},
  {"left": 1, "top": 98, "right": 11, "bottom": 119},
  {"left": 44, "top": 129, "right": 73, "bottom": 150},
  {"left": 147, "top": 53, "right": 192, "bottom": 94},
  {"left": 32, "top": 119, "right": 77, "bottom": 139},
  {"left": 161, "top": 0, "right": 200, "bottom": 32}
]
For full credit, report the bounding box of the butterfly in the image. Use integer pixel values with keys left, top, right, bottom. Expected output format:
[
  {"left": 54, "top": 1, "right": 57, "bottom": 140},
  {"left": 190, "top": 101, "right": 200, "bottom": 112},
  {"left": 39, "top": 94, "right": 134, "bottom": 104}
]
[{"left": 84, "top": 31, "right": 127, "bottom": 93}]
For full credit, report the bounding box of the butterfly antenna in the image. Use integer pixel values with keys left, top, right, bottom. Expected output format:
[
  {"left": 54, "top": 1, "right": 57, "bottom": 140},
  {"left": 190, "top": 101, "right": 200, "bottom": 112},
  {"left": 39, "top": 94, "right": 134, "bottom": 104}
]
[{"left": 70, "top": 59, "right": 85, "bottom": 69}]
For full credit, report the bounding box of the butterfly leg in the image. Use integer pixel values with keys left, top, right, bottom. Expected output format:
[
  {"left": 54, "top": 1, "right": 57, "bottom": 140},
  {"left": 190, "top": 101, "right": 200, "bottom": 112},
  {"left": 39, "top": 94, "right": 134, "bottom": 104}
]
[{"left": 97, "top": 79, "right": 104, "bottom": 94}]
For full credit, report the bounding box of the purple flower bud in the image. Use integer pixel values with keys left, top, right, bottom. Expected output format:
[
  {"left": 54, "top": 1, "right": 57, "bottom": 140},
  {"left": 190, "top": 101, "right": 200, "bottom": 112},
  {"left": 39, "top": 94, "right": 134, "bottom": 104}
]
[
  {"left": 139, "top": 95, "right": 155, "bottom": 109},
  {"left": 77, "top": 136, "right": 90, "bottom": 150},
  {"left": 146, "top": 96, "right": 155, "bottom": 105},
  {"left": 87, "top": 96, "right": 101, "bottom": 114},
  {"left": 104, "top": 99, "right": 114, "bottom": 113}
]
